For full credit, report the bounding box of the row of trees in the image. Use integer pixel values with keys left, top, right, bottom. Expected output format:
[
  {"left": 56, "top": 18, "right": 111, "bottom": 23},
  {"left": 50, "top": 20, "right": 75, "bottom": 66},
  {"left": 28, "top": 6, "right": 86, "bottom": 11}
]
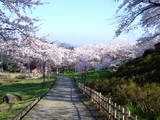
[
  {"left": 0, "top": 0, "right": 160, "bottom": 75},
  {"left": 1, "top": 35, "right": 160, "bottom": 75}
]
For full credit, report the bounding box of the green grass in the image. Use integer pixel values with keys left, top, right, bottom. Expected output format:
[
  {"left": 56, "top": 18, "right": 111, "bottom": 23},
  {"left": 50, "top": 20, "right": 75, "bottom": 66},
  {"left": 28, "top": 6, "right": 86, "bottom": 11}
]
[
  {"left": 125, "top": 104, "right": 160, "bottom": 120},
  {"left": 62, "top": 69, "right": 113, "bottom": 83},
  {"left": 0, "top": 75, "right": 56, "bottom": 120}
]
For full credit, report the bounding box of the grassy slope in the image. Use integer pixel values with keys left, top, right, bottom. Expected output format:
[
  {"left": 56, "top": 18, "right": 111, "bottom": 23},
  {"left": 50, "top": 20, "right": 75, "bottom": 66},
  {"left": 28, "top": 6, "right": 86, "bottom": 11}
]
[
  {"left": 0, "top": 75, "right": 56, "bottom": 120},
  {"left": 62, "top": 70, "right": 113, "bottom": 83},
  {"left": 116, "top": 50, "right": 160, "bottom": 84},
  {"left": 113, "top": 46, "right": 160, "bottom": 120}
]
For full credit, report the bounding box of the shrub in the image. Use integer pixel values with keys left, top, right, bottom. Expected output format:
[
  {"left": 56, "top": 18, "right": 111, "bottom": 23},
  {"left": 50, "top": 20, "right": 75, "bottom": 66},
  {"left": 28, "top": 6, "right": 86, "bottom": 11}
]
[
  {"left": 154, "top": 42, "right": 160, "bottom": 50},
  {"left": 143, "top": 49, "right": 155, "bottom": 57},
  {"left": 15, "top": 74, "right": 27, "bottom": 79}
]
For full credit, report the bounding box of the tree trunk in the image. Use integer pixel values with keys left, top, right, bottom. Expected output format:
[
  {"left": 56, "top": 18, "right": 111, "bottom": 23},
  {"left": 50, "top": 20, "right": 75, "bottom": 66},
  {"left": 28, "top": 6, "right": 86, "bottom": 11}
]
[
  {"left": 56, "top": 68, "right": 59, "bottom": 74},
  {"left": 42, "top": 62, "right": 46, "bottom": 83}
]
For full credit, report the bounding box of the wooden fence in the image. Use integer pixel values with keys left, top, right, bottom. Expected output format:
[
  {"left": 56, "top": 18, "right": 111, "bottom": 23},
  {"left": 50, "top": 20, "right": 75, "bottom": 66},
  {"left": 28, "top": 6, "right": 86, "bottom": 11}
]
[{"left": 77, "top": 83, "right": 138, "bottom": 120}]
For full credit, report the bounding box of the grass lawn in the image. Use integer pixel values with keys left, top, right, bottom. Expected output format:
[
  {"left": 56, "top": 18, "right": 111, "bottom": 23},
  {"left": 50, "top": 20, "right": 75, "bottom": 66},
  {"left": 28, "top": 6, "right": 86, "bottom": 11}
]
[
  {"left": 62, "top": 69, "right": 113, "bottom": 83},
  {"left": 0, "top": 74, "right": 56, "bottom": 120}
]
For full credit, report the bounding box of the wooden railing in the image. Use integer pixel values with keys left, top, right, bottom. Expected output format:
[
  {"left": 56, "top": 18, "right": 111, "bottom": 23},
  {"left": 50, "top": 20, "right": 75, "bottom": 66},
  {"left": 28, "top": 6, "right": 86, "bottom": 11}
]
[{"left": 77, "top": 83, "right": 138, "bottom": 120}]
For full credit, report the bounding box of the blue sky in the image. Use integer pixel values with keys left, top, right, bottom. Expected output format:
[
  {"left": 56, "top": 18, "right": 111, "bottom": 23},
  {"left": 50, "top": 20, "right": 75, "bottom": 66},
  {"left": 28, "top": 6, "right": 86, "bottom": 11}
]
[{"left": 31, "top": 0, "right": 138, "bottom": 46}]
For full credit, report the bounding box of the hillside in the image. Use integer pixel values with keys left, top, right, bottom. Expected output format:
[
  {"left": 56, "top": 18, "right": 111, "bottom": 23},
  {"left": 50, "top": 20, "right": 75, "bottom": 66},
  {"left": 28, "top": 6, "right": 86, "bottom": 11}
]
[
  {"left": 86, "top": 43, "right": 160, "bottom": 120},
  {"left": 116, "top": 43, "right": 160, "bottom": 84}
]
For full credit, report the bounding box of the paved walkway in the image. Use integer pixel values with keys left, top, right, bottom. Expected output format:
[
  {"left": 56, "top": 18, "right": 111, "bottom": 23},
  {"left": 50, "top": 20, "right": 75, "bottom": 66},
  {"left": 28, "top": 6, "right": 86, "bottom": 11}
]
[{"left": 23, "top": 76, "right": 94, "bottom": 120}]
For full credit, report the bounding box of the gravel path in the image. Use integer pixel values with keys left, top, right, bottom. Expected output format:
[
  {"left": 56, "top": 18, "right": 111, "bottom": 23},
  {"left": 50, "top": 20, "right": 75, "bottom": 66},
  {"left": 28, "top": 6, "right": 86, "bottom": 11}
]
[{"left": 23, "top": 76, "right": 94, "bottom": 120}]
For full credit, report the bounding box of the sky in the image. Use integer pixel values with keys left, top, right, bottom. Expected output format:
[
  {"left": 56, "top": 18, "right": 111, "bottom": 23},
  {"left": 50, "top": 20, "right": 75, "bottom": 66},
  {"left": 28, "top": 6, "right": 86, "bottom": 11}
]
[{"left": 30, "top": 0, "right": 139, "bottom": 46}]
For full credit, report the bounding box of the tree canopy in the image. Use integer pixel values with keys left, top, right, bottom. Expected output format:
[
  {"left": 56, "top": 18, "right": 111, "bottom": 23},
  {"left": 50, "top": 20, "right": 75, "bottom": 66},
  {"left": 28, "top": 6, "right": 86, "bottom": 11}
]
[
  {"left": 116, "top": 0, "right": 160, "bottom": 42},
  {"left": 0, "top": 0, "right": 42, "bottom": 40}
]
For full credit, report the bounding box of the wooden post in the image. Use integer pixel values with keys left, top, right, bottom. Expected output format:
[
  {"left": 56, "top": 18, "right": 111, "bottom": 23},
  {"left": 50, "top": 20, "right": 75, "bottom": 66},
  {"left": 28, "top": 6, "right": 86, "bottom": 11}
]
[
  {"left": 135, "top": 116, "right": 138, "bottom": 120},
  {"left": 96, "top": 92, "right": 99, "bottom": 109},
  {"left": 118, "top": 105, "right": 121, "bottom": 120},
  {"left": 110, "top": 101, "right": 112, "bottom": 120},
  {"left": 127, "top": 110, "right": 131, "bottom": 120},
  {"left": 106, "top": 98, "right": 109, "bottom": 110},
  {"left": 109, "top": 98, "right": 111, "bottom": 120},
  {"left": 99, "top": 92, "right": 102, "bottom": 111},
  {"left": 114, "top": 103, "right": 117, "bottom": 119},
  {"left": 122, "top": 107, "right": 125, "bottom": 120}
]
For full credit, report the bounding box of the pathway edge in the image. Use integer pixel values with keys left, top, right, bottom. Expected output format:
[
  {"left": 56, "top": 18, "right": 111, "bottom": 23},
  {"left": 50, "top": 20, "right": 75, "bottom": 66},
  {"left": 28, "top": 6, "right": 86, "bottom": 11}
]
[{"left": 13, "top": 79, "right": 56, "bottom": 120}]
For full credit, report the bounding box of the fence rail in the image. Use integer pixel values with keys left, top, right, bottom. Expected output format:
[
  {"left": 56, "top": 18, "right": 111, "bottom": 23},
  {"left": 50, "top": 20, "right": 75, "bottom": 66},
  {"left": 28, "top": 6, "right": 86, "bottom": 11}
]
[{"left": 77, "top": 83, "right": 138, "bottom": 120}]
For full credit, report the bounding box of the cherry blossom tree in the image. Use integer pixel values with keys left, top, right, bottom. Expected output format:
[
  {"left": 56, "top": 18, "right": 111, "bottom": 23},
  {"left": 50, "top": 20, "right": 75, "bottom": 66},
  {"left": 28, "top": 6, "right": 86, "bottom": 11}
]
[
  {"left": 74, "top": 59, "right": 92, "bottom": 72},
  {"left": 115, "top": 0, "right": 160, "bottom": 43},
  {"left": 73, "top": 43, "right": 139, "bottom": 71},
  {"left": 0, "top": 0, "right": 42, "bottom": 40},
  {"left": 0, "top": 35, "right": 149, "bottom": 74}
]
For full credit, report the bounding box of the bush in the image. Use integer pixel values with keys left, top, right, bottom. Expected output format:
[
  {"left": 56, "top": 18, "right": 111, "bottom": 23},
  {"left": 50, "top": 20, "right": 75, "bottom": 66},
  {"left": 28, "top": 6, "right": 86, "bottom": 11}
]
[
  {"left": 15, "top": 74, "right": 27, "bottom": 79},
  {"left": 143, "top": 49, "right": 155, "bottom": 57},
  {"left": 154, "top": 42, "right": 160, "bottom": 50},
  {"left": 87, "top": 78, "right": 160, "bottom": 116}
]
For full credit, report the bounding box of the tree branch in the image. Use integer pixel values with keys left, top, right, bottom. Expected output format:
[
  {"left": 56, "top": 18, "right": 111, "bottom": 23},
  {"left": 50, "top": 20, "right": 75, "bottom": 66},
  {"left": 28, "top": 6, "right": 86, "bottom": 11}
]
[{"left": 149, "top": 0, "right": 160, "bottom": 6}]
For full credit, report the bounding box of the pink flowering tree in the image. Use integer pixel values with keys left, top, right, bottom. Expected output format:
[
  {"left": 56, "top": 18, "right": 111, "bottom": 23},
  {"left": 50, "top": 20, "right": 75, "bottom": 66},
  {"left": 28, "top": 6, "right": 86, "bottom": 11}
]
[{"left": 0, "top": 0, "right": 42, "bottom": 40}]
